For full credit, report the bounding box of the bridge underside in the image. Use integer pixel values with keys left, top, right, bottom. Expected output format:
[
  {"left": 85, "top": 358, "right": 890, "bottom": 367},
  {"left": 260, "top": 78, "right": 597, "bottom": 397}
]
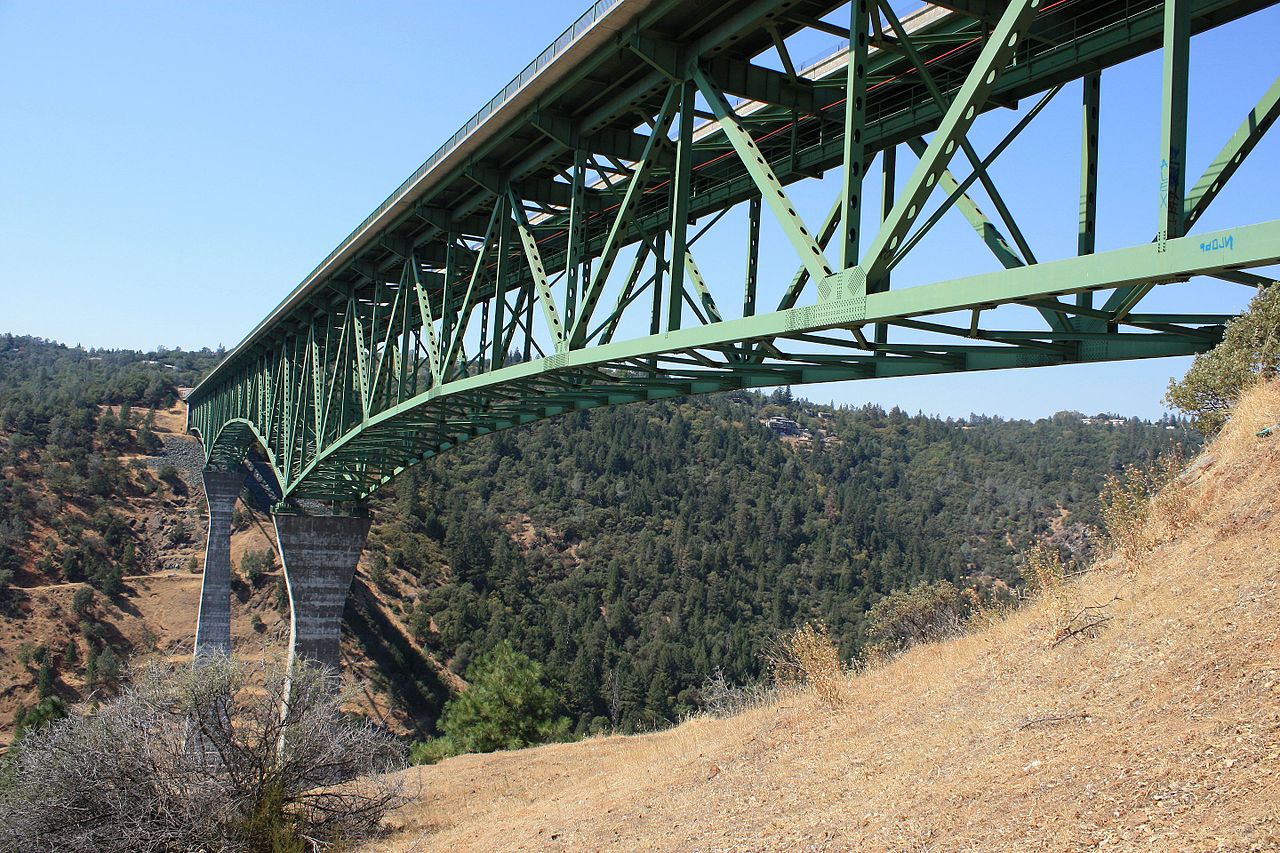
[{"left": 187, "top": 0, "right": 1280, "bottom": 503}]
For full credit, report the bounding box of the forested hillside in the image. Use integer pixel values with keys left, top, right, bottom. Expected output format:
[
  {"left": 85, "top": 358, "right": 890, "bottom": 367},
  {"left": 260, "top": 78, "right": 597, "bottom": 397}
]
[
  {"left": 369, "top": 387, "right": 1196, "bottom": 734},
  {"left": 0, "top": 336, "right": 220, "bottom": 596},
  {"left": 0, "top": 336, "right": 1196, "bottom": 742},
  {"left": 367, "top": 380, "right": 1280, "bottom": 853}
]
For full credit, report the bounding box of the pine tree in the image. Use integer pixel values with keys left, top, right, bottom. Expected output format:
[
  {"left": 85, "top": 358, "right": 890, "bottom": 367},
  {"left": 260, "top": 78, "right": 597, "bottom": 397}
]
[{"left": 439, "top": 642, "right": 569, "bottom": 753}]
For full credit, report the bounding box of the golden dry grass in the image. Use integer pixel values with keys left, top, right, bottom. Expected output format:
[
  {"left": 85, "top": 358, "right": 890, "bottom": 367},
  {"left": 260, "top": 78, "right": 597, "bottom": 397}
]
[{"left": 364, "top": 381, "right": 1280, "bottom": 852}]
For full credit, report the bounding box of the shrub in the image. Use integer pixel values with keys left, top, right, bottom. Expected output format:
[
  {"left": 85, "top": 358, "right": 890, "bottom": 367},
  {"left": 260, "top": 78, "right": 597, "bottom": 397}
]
[
  {"left": 136, "top": 427, "right": 163, "bottom": 454},
  {"left": 697, "top": 668, "right": 775, "bottom": 718},
  {"left": 239, "top": 548, "right": 276, "bottom": 585},
  {"left": 92, "top": 646, "right": 122, "bottom": 687},
  {"left": 165, "top": 520, "right": 189, "bottom": 546},
  {"left": 36, "top": 660, "right": 56, "bottom": 699},
  {"left": 156, "top": 464, "right": 183, "bottom": 491},
  {"left": 0, "top": 657, "right": 405, "bottom": 851},
  {"left": 1166, "top": 285, "right": 1280, "bottom": 433},
  {"left": 863, "top": 580, "right": 966, "bottom": 654},
  {"left": 764, "top": 621, "right": 846, "bottom": 707},
  {"left": 11, "top": 696, "right": 67, "bottom": 745},
  {"left": 1020, "top": 536, "right": 1118, "bottom": 646},
  {"left": 408, "top": 736, "right": 457, "bottom": 766}
]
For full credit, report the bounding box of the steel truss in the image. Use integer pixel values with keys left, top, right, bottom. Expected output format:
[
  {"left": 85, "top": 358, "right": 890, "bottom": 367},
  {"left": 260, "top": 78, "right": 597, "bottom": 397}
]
[{"left": 187, "top": 0, "right": 1280, "bottom": 502}]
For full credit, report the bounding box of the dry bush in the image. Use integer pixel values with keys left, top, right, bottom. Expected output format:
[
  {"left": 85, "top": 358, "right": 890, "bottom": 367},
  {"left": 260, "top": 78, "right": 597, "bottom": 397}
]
[
  {"left": 764, "top": 622, "right": 846, "bottom": 707},
  {"left": 1099, "top": 464, "right": 1155, "bottom": 570},
  {"left": 1148, "top": 449, "right": 1195, "bottom": 541},
  {"left": 0, "top": 657, "right": 406, "bottom": 852},
  {"left": 1019, "top": 539, "right": 1112, "bottom": 645},
  {"left": 698, "top": 668, "right": 775, "bottom": 718},
  {"left": 961, "top": 586, "right": 1014, "bottom": 633},
  {"left": 1212, "top": 377, "right": 1280, "bottom": 462},
  {"left": 1098, "top": 448, "right": 1190, "bottom": 574}
]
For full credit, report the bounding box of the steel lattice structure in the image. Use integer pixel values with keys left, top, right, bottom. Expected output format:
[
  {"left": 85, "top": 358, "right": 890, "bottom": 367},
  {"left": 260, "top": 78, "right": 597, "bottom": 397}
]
[{"left": 187, "top": 0, "right": 1280, "bottom": 503}]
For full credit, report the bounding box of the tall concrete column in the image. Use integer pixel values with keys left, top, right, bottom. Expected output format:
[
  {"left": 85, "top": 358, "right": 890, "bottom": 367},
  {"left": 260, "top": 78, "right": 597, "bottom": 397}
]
[
  {"left": 194, "top": 468, "right": 245, "bottom": 662},
  {"left": 274, "top": 513, "right": 371, "bottom": 673}
]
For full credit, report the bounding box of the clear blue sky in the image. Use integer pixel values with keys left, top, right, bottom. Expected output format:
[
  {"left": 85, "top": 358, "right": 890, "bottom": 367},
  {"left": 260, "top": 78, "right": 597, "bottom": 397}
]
[{"left": 2, "top": 1, "right": 1277, "bottom": 419}]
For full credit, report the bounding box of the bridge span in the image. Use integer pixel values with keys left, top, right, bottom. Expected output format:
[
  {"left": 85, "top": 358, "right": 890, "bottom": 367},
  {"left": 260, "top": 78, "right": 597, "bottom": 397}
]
[{"left": 185, "top": 0, "right": 1280, "bottom": 675}]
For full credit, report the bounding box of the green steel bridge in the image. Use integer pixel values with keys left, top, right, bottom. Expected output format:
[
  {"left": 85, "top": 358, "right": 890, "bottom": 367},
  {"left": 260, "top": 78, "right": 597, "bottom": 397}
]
[{"left": 187, "top": 0, "right": 1280, "bottom": 506}]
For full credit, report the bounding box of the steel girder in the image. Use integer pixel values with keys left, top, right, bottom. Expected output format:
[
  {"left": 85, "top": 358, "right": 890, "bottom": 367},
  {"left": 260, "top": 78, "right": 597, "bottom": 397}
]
[{"left": 187, "top": 0, "right": 1280, "bottom": 503}]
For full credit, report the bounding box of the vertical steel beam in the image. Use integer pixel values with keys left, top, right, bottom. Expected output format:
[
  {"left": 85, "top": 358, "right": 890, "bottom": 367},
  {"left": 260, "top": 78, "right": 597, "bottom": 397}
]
[
  {"left": 411, "top": 256, "right": 443, "bottom": 386},
  {"left": 441, "top": 236, "right": 457, "bottom": 368},
  {"left": 492, "top": 194, "right": 511, "bottom": 371},
  {"left": 1158, "top": 0, "right": 1190, "bottom": 248},
  {"left": 1078, "top": 72, "right": 1101, "bottom": 308},
  {"left": 397, "top": 266, "right": 411, "bottom": 404},
  {"left": 667, "top": 79, "right": 697, "bottom": 332},
  {"left": 651, "top": 228, "right": 666, "bottom": 337},
  {"left": 310, "top": 319, "right": 325, "bottom": 443},
  {"left": 876, "top": 144, "right": 895, "bottom": 343},
  {"left": 1106, "top": 0, "right": 1191, "bottom": 321},
  {"left": 523, "top": 278, "right": 534, "bottom": 362},
  {"left": 744, "top": 195, "right": 761, "bottom": 317},
  {"left": 841, "top": 0, "right": 870, "bottom": 270},
  {"left": 566, "top": 148, "right": 587, "bottom": 331},
  {"left": 351, "top": 302, "right": 370, "bottom": 421}
]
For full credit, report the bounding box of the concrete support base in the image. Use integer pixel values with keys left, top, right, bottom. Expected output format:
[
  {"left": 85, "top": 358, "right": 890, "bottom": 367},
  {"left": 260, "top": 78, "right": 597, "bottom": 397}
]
[
  {"left": 274, "top": 513, "right": 370, "bottom": 673},
  {"left": 194, "top": 468, "right": 245, "bottom": 662}
]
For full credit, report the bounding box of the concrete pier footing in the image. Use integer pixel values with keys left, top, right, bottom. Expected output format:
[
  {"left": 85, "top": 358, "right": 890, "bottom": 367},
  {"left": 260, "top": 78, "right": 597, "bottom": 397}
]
[
  {"left": 194, "top": 468, "right": 246, "bottom": 662},
  {"left": 274, "top": 513, "right": 371, "bottom": 672}
]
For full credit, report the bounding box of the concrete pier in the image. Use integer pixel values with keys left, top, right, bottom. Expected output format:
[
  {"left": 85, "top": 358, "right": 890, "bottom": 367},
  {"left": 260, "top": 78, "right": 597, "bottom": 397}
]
[
  {"left": 274, "top": 513, "right": 370, "bottom": 672},
  {"left": 194, "top": 468, "right": 245, "bottom": 661}
]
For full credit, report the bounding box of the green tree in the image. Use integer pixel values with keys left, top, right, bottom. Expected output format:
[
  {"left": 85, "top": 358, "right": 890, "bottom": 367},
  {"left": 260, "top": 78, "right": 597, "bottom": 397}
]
[
  {"left": 92, "top": 646, "right": 122, "bottom": 687},
  {"left": 439, "top": 642, "right": 569, "bottom": 754},
  {"left": 1166, "top": 285, "right": 1280, "bottom": 433},
  {"left": 72, "top": 586, "right": 95, "bottom": 617},
  {"left": 35, "top": 660, "right": 56, "bottom": 699}
]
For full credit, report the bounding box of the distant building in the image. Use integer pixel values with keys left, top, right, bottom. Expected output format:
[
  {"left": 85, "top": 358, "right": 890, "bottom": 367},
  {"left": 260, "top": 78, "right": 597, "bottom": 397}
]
[
  {"left": 1080, "top": 415, "right": 1127, "bottom": 427},
  {"left": 764, "top": 417, "right": 801, "bottom": 436}
]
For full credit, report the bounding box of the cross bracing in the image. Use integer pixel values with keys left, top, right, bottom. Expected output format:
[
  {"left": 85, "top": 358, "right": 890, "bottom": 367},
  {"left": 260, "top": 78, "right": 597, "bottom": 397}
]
[{"left": 187, "top": 0, "right": 1280, "bottom": 503}]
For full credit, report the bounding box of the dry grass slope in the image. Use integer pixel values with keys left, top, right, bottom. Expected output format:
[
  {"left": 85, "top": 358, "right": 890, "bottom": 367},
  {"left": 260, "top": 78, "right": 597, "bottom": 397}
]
[{"left": 366, "top": 381, "right": 1280, "bottom": 853}]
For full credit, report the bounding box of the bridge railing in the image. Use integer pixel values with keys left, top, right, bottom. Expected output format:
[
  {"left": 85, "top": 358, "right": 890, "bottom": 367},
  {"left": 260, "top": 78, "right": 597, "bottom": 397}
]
[{"left": 300, "top": 0, "right": 623, "bottom": 296}]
